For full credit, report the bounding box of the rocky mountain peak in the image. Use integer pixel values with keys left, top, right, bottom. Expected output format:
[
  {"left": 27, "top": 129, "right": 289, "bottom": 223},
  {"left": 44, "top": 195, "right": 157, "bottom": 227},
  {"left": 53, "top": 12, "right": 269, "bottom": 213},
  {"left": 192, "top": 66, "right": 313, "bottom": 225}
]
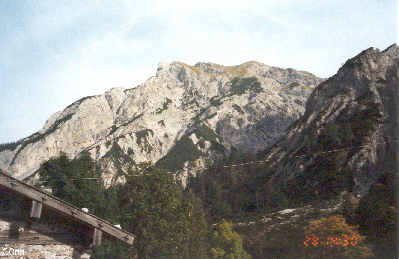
[
  {"left": 259, "top": 44, "right": 398, "bottom": 198},
  {"left": 335, "top": 44, "right": 398, "bottom": 82},
  {"left": 383, "top": 43, "right": 399, "bottom": 55},
  {"left": 0, "top": 59, "right": 323, "bottom": 182},
  {"left": 105, "top": 87, "right": 127, "bottom": 114}
]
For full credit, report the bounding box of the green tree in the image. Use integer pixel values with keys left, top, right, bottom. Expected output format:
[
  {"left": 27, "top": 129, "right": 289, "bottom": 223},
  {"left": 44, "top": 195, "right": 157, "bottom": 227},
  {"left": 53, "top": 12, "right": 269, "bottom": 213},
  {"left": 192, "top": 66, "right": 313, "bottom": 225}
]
[
  {"left": 210, "top": 219, "right": 251, "bottom": 259},
  {"left": 183, "top": 190, "right": 212, "bottom": 258},
  {"left": 91, "top": 241, "right": 134, "bottom": 259},
  {"left": 119, "top": 163, "right": 210, "bottom": 258},
  {"left": 356, "top": 179, "right": 398, "bottom": 258},
  {"left": 341, "top": 192, "right": 359, "bottom": 225},
  {"left": 38, "top": 156, "right": 212, "bottom": 258},
  {"left": 37, "top": 152, "right": 121, "bottom": 223},
  {"left": 357, "top": 183, "right": 397, "bottom": 238}
]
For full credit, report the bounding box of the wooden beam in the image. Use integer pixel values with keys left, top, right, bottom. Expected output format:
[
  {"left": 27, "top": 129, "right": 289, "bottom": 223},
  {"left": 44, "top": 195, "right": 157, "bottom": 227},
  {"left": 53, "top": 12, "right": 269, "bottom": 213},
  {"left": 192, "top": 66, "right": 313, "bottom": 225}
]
[
  {"left": 92, "top": 228, "right": 103, "bottom": 247},
  {"left": 0, "top": 174, "right": 135, "bottom": 245},
  {"left": 30, "top": 200, "right": 42, "bottom": 219}
]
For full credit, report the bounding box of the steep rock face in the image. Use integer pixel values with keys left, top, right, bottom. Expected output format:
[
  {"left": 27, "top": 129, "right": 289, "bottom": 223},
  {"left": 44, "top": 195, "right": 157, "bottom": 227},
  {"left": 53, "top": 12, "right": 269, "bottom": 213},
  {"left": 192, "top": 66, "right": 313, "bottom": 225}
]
[
  {"left": 0, "top": 61, "right": 322, "bottom": 183},
  {"left": 259, "top": 44, "right": 398, "bottom": 198}
]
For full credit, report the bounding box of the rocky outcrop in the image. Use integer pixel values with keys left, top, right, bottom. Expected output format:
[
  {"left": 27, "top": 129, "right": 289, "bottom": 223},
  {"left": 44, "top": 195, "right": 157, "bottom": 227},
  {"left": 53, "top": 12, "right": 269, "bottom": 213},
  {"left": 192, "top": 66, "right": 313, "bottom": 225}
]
[
  {"left": 0, "top": 61, "right": 322, "bottom": 183},
  {"left": 258, "top": 44, "right": 398, "bottom": 198}
]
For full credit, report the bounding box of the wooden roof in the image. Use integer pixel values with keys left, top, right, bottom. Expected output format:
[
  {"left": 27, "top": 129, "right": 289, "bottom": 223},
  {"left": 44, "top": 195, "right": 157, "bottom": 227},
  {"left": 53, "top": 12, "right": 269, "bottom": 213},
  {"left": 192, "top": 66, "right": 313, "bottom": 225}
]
[{"left": 0, "top": 170, "right": 135, "bottom": 245}]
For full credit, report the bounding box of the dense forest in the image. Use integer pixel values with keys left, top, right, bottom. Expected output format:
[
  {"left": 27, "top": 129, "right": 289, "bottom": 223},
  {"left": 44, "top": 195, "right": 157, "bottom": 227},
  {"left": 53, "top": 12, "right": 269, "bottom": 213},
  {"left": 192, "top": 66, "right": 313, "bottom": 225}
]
[
  {"left": 37, "top": 153, "right": 248, "bottom": 258},
  {"left": 37, "top": 150, "right": 397, "bottom": 258}
]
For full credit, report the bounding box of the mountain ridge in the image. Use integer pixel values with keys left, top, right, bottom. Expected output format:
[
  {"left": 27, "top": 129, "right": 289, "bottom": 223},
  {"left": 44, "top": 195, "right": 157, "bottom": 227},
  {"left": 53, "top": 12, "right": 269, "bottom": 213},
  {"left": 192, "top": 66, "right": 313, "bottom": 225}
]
[
  {"left": 0, "top": 60, "right": 323, "bottom": 183},
  {"left": 257, "top": 44, "right": 398, "bottom": 198}
]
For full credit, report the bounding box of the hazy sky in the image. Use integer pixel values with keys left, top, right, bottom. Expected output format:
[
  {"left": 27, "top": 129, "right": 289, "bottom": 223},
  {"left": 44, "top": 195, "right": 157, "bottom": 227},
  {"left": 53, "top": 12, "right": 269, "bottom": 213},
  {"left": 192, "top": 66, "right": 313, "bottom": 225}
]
[{"left": 0, "top": 0, "right": 397, "bottom": 143}]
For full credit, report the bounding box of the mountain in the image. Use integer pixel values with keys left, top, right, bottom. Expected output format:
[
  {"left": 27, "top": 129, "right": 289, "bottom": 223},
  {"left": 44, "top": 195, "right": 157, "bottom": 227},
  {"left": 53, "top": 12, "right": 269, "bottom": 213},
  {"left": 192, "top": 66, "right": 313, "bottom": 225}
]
[
  {"left": 257, "top": 44, "right": 398, "bottom": 199},
  {"left": 0, "top": 61, "right": 322, "bottom": 183},
  {"left": 186, "top": 45, "right": 398, "bottom": 258}
]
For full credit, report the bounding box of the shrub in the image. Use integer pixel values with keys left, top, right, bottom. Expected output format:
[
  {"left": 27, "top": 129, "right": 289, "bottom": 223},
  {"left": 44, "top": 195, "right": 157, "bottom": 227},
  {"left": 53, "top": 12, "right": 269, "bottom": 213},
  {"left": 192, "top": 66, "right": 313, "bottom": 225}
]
[
  {"left": 0, "top": 141, "right": 20, "bottom": 152},
  {"left": 232, "top": 104, "right": 244, "bottom": 114},
  {"left": 210, "top": 219, "right": 251, "bottom": 259},
  {"left": 303, "top": 215, "right": 373, "bottom": 259},
  {"left": 230, "top": 77, "right": 262, "bottom": 96},
  {"left": 135, "top": 129, "right": 154, "bottom": 145},
  {"left": 156, "top": 98, "right": 172, "bottom": 114},
  {"left": 288, "top": 82, "right": 300, "bottom": 88},
  {"left": 194, "top": 125, "right": 226, "bottom": 153}
]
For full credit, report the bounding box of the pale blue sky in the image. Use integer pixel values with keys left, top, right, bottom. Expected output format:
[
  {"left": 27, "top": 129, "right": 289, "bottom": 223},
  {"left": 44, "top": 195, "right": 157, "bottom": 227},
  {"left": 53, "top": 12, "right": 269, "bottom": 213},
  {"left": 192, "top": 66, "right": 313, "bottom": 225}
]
[{"left": 0, "top": 0, "right": 397, "bottom": 143}]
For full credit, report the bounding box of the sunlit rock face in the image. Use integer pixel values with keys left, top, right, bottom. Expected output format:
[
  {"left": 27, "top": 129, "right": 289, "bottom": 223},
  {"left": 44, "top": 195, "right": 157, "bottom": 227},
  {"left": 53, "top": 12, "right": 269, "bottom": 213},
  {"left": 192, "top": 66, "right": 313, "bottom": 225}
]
[
  {"left": 0, "top": 60, "right": 322, "bottom": 184},
  {"left": 259, "top": 44, "right": 398, "bottom": 197}
]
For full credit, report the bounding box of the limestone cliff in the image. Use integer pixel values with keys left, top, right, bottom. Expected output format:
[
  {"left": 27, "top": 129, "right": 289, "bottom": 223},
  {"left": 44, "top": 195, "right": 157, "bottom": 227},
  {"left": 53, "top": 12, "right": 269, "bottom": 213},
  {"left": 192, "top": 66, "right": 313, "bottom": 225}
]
[
  {"left": 0, "top": 61, "right": 322, "bottom": 184},
  {"left": 258, "top": 44, "right": 398, "bottom": 198}
]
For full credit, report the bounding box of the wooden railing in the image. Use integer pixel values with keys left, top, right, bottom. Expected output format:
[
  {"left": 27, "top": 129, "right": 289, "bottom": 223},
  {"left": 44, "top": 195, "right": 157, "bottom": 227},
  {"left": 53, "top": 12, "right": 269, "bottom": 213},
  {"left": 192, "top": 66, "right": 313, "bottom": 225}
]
[{"left": 0, "top": 171, "right": 135, "bottom": 246}]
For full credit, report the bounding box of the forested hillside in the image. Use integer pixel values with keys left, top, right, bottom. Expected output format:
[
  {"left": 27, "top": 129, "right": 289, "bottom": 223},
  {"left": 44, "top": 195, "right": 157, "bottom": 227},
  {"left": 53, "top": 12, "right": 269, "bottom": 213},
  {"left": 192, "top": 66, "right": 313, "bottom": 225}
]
[
  {"left": 38, "top": 153, "right": 252, "bottom": 258},
  {"left": 37, "top": 149, "right": 396, "bottom": 258}
]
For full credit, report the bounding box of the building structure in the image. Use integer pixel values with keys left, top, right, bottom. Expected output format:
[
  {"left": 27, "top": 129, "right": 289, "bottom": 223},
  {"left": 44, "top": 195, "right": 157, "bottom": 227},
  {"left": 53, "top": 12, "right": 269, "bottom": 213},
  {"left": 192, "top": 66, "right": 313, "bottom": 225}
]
[{"left": 0, "top": 170, "right": 135, "bottom": 258}]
